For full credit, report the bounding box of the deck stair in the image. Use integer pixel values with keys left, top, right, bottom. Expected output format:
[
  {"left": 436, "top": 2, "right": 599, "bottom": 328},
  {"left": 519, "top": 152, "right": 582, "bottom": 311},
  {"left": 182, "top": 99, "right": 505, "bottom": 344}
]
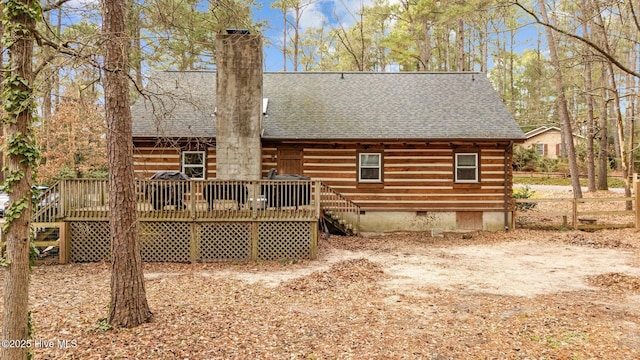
[
  {"left": 33, "top": 182, "right": 62, "bottom": 223},
  {"left": 319, "top": 182, "right": 360, "bottom": 236}
]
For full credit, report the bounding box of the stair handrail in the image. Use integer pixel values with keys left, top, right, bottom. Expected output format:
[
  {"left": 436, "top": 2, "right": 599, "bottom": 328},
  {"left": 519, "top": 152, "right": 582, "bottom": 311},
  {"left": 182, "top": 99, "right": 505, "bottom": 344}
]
[
  {"left": 32, "top": 182, "right": 61, "bottom": 223},
  {"left": 319, "top": 182, "right": 360, "bottom": 235}
]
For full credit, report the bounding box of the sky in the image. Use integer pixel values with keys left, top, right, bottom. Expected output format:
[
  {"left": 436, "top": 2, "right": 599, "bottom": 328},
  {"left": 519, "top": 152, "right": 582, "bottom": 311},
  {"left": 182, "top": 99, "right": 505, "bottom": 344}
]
[
  {"left": 59, "top": 0, "right": 541, "bottom": 73},
  {"left": 61, "top": 0, "right": 368, "bottom": 72},
  {"left": 254, "top": 0, "right": 370, "bottom": 71}
]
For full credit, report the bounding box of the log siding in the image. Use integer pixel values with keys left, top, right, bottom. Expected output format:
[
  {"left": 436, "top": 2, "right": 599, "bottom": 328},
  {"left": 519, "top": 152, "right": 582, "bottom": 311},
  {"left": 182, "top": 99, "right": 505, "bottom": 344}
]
[{"left": 133, "top": 140, "right": 513, "bottom": 213}]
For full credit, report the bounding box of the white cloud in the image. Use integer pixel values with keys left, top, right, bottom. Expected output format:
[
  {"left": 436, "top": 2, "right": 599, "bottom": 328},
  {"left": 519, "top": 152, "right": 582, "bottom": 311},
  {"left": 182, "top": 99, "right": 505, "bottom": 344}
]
[
  {"left": 294, "top": 1, "right": 328, "bottom": 31},
  {"left": 330, "top": 0, "right": 378, "bottom": 27}
]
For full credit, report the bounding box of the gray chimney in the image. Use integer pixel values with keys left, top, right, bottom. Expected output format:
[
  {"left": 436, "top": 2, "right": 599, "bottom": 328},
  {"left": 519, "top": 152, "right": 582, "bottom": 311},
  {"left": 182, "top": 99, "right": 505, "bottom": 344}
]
[{"left": 215, "top": 30, "right": 263, "bottom": 181}]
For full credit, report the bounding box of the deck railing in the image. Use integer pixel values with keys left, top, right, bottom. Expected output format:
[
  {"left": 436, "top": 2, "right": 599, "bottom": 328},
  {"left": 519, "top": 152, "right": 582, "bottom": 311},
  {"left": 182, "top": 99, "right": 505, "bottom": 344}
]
[
  {"left": 44, "top": 179, "right": 323, "bottom": 221},
  {"left": 30, "top": 179, "right": 361, "bottom": 234},
  {"left": 33, "top": 182, "right": 62, "bottom": 223}
]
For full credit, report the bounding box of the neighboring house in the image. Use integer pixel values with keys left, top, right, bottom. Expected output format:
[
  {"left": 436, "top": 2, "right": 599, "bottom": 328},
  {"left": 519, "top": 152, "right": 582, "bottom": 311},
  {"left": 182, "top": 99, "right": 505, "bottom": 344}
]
[
  {"left": 131, "top": 34, "right": 525, "bottom": 232},
  {"left": 522, "top": 126, "right": 584, "bottom": 159}
]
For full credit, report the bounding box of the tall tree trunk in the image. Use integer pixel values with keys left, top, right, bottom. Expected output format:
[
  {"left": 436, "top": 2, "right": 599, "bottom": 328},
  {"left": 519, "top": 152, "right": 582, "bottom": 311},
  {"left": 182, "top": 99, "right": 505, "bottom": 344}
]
[
  {"left": 42, "top": 4, "right": 53, "bottom": 158},
  {"left": 611, "top": 100, "right": 621, "bottom": 164},
  {"left": 103, "top": 0, "right": 152, "bottom": 328},
  {"left": 625, "top": 28, "right": 637, "bottom": 187},
  {"left": 457, "top": 19, "right": 464, "bottom": 71},
  {"left": 481, "top": 21, "right": 488, "bottom": 72},
  {"left": 282, "top": 10, "right": 287, "bottom": 71},
  {"left": 583, "top": 55, "right": 596, "bottom": 191},
  {"left": 594, "top": 9, "right": 631, "bottom": 203},
  {"left": 127, "top": 0, "right": 143, "bottom": 87},
  {"left": 581, "top": 0, "right": 596, "bottom": 192},
  {"left": 418, "top": 18, "right": 431, "bottom": 70},
  {"left": 0, "top": 1, "right": 3, "bottom": 185},
  {"left": 1, "top": 0, "right": 37, "bottom": 358},
  {"left": 597, "top": 67, "right": 609, "bottom": 190},
  {"left": 55, "top": 1, "right": 61, "bottom": 108},
  {"left": 293, "top": 6, "right": 300, "bottom": 71},
  {"left": 539, "top": 1, "right": 582, "bottom": 197}
]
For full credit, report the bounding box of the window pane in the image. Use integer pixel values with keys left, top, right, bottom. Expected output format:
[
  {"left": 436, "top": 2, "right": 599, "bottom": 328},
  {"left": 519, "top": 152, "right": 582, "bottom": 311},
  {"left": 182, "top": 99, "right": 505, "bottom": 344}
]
[
  {"left": 360, "top": 154, "right": 380, "bottom": 167},
  {"left": 360, "top": 168, "right": 379, "bottom": 180},
  {"left": 184, "top": 167, "right": 203, "bottom": 179},
  {"left": 184, "top": 153, "right": 204, "bottom": 165},
  {"left": 457, "top": 154, "right": 476, "bottom": 166},
  {"left": 457, "top": 168, "right": 476, "bottom": 181}
]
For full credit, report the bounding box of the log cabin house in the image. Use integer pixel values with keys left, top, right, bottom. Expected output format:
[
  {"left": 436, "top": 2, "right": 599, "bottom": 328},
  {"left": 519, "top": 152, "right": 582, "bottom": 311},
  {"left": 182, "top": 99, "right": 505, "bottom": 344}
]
[{"left": 131, "top": 33, "right": 525, "bottom": 233}]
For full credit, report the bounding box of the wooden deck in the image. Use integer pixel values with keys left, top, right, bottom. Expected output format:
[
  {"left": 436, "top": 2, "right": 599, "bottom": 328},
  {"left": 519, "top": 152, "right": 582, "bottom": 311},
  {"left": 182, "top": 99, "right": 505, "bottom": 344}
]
[
  {"left": 34, "top": 179, "right": 356, "bottom": 222},
  {"left": 2, "top": 179, "right": 361, "bottom": 264}
]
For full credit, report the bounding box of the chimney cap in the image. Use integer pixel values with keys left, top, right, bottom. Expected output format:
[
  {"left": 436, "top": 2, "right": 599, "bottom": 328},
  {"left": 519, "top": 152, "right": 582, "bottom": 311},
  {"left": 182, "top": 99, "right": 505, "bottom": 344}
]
[{"left": 226, "top": 28, "right": 250, "bottom": 35}]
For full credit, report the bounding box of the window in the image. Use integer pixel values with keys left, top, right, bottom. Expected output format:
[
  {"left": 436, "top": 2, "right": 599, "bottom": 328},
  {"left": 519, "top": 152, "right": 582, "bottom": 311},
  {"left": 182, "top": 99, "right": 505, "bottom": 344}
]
[
  {"left": 181, "top": 151, "right": 205, "bottom": 179},
  {"left": 358, "top": 153, "right": 382, "bottom": 182},
  {"left": 455, "top": 153, "right": 478, "bottom": 183},
  {"left": 535, "top": 143, "right": 545, "bottom": 156}
]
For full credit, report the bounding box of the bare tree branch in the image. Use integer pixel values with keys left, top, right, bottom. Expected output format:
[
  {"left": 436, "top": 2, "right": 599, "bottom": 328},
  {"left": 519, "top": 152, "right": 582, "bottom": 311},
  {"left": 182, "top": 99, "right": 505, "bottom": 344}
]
[
  {"left": 629, "top": 0, "right": 640, "bottom": 32},
  {"left": 42, "top": 0, "right": 73, "bottom": 12},
  {"left": 511, "top": 0, "right": 640, "bottom": 78}
]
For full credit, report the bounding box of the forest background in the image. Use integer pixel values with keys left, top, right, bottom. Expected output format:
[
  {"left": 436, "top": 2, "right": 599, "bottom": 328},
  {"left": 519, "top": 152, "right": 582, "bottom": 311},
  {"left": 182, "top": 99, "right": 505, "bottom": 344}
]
[{"left": 0, "top": 0, "right": 638, "bottom": 192}]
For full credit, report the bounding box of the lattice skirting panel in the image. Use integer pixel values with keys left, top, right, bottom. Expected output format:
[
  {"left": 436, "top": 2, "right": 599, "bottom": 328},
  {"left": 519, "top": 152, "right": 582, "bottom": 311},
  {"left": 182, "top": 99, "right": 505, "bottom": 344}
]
[
  {"left": 197, "top": 222, "right": 252, "bottom": 262},
  {"left": 68, "top": 220, "right": 316, "bottom": 263},
  {"left": 258, "top": 222, "right": 312, "bottom": 261},
  {"left": 70, "top": 221, "right": 110, "bottom": 262},
  {"left": 140, "top": 222, "right": 191, "bottom": 262}
]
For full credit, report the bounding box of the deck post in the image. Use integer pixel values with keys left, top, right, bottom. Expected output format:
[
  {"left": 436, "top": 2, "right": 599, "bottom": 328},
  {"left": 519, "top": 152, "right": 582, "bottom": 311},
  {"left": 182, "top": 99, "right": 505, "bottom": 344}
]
[
  {"left": 58, "top": 222, "right": 70, "bottom": 264},
  {"left": 190, "top": 222, "right": 198, "bottom": 263},
  {"left": 60, "top": 180, "right": 66, "bottom": 218},
  {"left": 310, "top": 221, "right": 318, "bottom": 259},
  {"left": 250, "top": 222, "right": 258, "bottom": 261},
  {"left": 190, "top": 180, "right": 196, "bottom": 220},
  {"left": 315, "top": 181, "right": 321, "bottom": 219},
  {"left": 251, "top": 181, "right": 259, "bottom": 220}
]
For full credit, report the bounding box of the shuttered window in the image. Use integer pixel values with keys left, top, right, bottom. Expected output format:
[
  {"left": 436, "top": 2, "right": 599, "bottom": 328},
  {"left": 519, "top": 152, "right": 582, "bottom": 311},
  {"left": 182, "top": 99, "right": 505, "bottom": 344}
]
[
  {"left": 181, "top": 151, "right": 206, "bottom": 179},
  {"left": 455, "top": 153, "right": 478, "bottom": 183}
]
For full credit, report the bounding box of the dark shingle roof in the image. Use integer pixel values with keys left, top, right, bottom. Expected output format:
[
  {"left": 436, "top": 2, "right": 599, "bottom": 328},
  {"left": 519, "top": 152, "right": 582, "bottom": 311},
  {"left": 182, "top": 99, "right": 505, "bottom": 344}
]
[{"left": 132, "top": 71, "right": 525, "bottom": 141}]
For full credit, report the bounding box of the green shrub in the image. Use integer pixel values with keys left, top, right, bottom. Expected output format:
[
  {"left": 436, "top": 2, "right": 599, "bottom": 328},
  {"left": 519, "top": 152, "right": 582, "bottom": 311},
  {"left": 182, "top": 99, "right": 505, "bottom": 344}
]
[
  {"left": 513, "top": 186, "right": 537, "bottom": 211},
  {"left": 513, "top": 146, "right": 539, "bottom": 171},
  {"left": 537, "top": 158, "right": 559, "bottom": 173}
]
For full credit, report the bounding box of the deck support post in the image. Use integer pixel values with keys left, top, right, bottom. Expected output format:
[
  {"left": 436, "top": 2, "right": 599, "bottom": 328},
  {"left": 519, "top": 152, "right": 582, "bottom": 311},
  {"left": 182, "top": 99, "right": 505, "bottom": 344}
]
[
  {"left": 190, "top": 222, "right": 198, "bottom": 263},
  {"left": 250, "top": 222, "right": 258, "bottom": 261},
  {"left": 310, "top": 221, "right": 318, "bottom": 259},
  {"left": 58, "top": 222, "right": 70, "bottom": 264}
]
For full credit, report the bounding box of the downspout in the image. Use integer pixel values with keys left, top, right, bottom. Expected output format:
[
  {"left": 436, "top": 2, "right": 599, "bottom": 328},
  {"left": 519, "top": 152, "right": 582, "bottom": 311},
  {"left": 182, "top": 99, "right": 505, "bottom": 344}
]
[{"left": 504, "top": 141, "right": 513, "bottom": 231}]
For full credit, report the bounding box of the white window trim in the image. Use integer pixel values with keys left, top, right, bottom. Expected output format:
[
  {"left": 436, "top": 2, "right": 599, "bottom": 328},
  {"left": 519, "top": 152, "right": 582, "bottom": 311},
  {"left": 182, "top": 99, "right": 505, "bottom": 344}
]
[
  {"left": 181, "top": 151, "right": 206, "bottom": 179},
  {"left": 454, "top": 153, "right": 478, "bottom": 183},
  {"left": 535, "top": 143, "right": 545, "bottom": 156},
  {"left": 358, "top": 152, "right": 382, "bottom": 183}
]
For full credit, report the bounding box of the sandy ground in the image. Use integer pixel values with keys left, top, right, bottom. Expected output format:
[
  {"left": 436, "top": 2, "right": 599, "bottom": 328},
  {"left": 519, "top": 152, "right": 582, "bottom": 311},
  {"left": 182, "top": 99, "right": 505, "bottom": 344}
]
[{"left": 161, "top": 232, "right": 640, "bottom": 299}]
